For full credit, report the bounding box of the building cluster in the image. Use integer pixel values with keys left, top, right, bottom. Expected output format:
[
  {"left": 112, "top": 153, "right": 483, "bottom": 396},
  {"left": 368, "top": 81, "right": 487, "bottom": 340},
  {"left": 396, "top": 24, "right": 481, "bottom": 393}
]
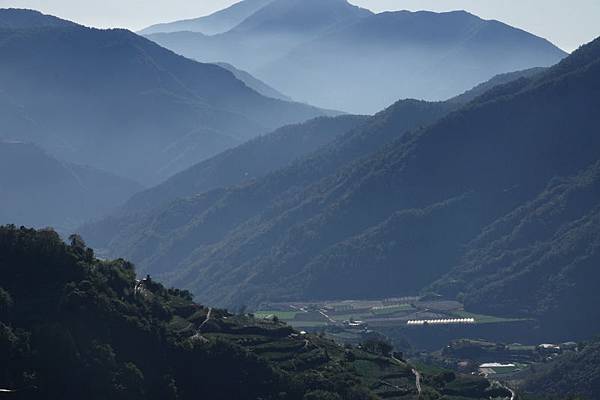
[{"left": 343, "top": 319, "right": 367, "bottom": 329}]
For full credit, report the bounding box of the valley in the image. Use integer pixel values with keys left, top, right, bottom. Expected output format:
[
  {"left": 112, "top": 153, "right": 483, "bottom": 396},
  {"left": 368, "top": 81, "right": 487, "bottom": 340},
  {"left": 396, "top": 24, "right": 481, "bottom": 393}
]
[
  {"left": 253, "top": 295, "right": 541, "bottom": 353},
  {"left": 0, "top": 226, "right": 514, "bottom": 400},
  {"left": 255, "top": 297, "right": 525, "bottom": 333},
  {"left": 1, "top": 0, "right": 599, "bottom": 399}
]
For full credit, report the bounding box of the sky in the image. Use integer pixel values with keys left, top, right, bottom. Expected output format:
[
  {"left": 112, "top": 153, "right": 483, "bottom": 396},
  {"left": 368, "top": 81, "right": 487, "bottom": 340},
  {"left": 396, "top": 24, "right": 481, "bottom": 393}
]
[{"left": 0, "top": 0, "right": 598, "bottom": 52}]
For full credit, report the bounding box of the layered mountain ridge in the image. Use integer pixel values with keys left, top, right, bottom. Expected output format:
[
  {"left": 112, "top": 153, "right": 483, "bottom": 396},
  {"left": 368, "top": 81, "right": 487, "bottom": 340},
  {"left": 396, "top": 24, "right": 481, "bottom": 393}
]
[
  {"left": 82, "top": 37, "right": 600, "bottom": 340},
  {"left": 0, "top": 9, "right": 326, "bottom": 185},
  {"left": 0, "top": 141, "right": 142, "bottom": 231},
  {"left": 139, "top": 0, "right": 275, "bottom": 35},
  {"left": 144, "top": 0, "right": 566, "bottom": 113}
]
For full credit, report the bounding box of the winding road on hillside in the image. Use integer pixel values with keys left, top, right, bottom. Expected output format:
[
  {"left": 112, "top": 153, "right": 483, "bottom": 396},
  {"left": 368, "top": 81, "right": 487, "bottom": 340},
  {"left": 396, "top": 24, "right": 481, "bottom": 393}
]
[
  {"left": 496, "top": 381, "right": 516, "bottom": 400},
  {"left": 412, "top": 368, "right": 422, "bottom": 396},
  {"left": 391, "top": 354, "right": 422, "bottom": 397},
  {"left": 199, "top": 307, "right": 213, "bottom": 329}
]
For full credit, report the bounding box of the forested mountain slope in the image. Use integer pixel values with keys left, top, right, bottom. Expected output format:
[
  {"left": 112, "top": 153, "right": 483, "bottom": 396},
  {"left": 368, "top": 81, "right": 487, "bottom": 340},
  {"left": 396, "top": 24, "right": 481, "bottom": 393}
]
[
  {"left": 449, "top": 67, "right": 546, "bottom": 104},
  {"left": 0, "top": 141, "right": 141, "bottom": 231},
  {"left": 430, "top": 155, "right": 600, "bottom": 339},
  {"left": 82, "top": 68, "right": 542, "bottom": 251},
  {"left": 81, "top": 37, "right": 600, "bottom": 342},
  {"left": 82, "top": 99, "right": 457, "bottom": 259},
  {"left": 518, "top": 339, "right": 600, "bottom": 399},
  {"left": 0, "top": 9, "right": 325, "bottom": 184},
  {"left": 118, "top": 115, "right": 368, "bottom": 215},
  {"left": 0, "top": 226, "right": 508, "bottom": 400}
]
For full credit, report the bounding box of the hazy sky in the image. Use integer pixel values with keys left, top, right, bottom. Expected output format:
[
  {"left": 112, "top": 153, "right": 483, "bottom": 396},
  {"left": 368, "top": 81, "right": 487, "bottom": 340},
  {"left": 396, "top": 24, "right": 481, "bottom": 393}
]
[{"left": 1, "top": 0, "right": 598, "bottom": 52}]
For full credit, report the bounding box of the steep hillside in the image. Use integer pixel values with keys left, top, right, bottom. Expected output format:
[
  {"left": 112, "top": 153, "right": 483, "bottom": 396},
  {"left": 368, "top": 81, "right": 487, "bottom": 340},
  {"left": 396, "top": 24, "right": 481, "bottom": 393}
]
[
  {"left": 518, "top": 340, "right": 600, "bottom": 399},
  {"left": 82, "top": 70, "right": 538, "bottom": 248},
  {"left": 139, "top": 0, "right": 275, "bottom": 35},
  {"left": 82, "top": 37, "right": 600, "bottom": 342},
  {"left": 430, "top": 161, "right": 600, "bottom": 339},
  {"left": 449, "top": 67, "right": 546, "bottom": 104},
  {"left": 204, "top": 36, "right": 596, "bottom": 308},
  {"left": 118, "top": 115, "right": 367, "bottom": 214},
  {"left": 0, "top": 9, "right": 325, "bottom": 184},
  {"left": 82, "top": 99, "right": 457, "bottom": 256},
  {"left": 0, "top": 141, "right": 141, "bottom": 231},
  {"left": 0, "top": 225, "right": 507, "bottom": 400}
]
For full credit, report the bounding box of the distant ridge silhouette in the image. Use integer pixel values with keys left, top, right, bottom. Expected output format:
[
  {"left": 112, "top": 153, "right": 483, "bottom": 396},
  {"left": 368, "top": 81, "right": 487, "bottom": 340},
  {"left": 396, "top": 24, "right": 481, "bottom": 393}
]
[
  {"left": 0, "top": 9, "right": 328, "bottom": 185},
  {"left": 145, "top": 0, "right": 566, "bottom": 113}
]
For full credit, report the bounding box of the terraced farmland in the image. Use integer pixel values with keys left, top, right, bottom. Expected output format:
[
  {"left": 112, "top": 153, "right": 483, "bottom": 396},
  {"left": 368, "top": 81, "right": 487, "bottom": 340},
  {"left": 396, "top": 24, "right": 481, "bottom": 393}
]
[{"left": 199, "top": 314, "right": 509, "bottom": 399}]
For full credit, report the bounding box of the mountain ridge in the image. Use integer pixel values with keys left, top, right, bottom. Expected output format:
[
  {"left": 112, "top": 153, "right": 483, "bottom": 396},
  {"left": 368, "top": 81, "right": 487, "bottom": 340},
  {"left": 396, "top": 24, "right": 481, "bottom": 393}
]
[
  {"left": 82, "top": 37, "right": 600, "bottom": 342},
  {"left": 0, "top": 141, "right": 142, "bottom": 231},
  {"left": 145, "top": 2, "right": 566, "bottom": 113},
  {"left": 256, "top": 9, "right": 567, "bottom": 112},
  {"left": 0, "top": 9, "right": 327, "bottom": 184},
  {"left": 138, "top": 0, "right": 275, "bottom": 35},
  {"left": 0, "top": 8, "right": 75, "bottom": 29}
]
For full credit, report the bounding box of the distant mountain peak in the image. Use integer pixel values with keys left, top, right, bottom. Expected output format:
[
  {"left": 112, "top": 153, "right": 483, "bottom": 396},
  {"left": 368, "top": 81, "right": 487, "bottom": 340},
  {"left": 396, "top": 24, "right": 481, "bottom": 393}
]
[
  {"left": 138, "top": 0, "right": 276, "bottom": 35},
  {"left": 229, "top": 0, "right": 372, "bottom": 35},
  {"left": 147, "top": 2, "right": 566, "bottom": 114}
]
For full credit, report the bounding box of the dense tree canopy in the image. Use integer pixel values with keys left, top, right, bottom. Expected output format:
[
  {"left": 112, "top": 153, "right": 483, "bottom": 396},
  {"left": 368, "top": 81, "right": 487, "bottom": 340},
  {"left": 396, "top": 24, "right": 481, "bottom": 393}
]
[{"left": 0, "top": 225, "right": 503, "bottom": 399}]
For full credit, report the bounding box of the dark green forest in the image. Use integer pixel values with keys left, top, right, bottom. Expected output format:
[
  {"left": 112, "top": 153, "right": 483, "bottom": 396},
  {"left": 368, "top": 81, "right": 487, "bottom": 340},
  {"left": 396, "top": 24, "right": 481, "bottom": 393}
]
[
  {"left": 0, "top": 226, "right": 508, "bottom": 400},
  {"left": 518, "top": 339, "right": 600, "bottom": 399}
]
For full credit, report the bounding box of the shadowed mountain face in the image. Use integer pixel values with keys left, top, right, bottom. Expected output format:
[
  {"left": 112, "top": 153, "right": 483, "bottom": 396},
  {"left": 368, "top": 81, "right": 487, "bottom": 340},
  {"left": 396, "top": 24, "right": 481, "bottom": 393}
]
[
  {"left": 81, "top": 37, "right": 600, "bottom": 341},
  {"left": 138, "top": 0, "right": 275, "bottom": 35},
  {"left": 116, "top": 115, "right": 368, "bottom": 215},
  {"left": 0, "top": 141, "right": 142, "bottom": 231},
  {"left": 430, "top": 161, "right": 600, "bottom": 339},
  {"left": 0, "top": 9, "right": 326, "bottom": 185},
  {"left": 81, "top": 97, "right": 461, "bottom": 299},
  {"left": 518, "top": 339, "right": 600, "bottom": 399},
  {"left": 448, "top": 67, "right": 546, "bottom": 104},
  {"left": 145, "top": 1, "right": 566, "bottom": 113}
]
